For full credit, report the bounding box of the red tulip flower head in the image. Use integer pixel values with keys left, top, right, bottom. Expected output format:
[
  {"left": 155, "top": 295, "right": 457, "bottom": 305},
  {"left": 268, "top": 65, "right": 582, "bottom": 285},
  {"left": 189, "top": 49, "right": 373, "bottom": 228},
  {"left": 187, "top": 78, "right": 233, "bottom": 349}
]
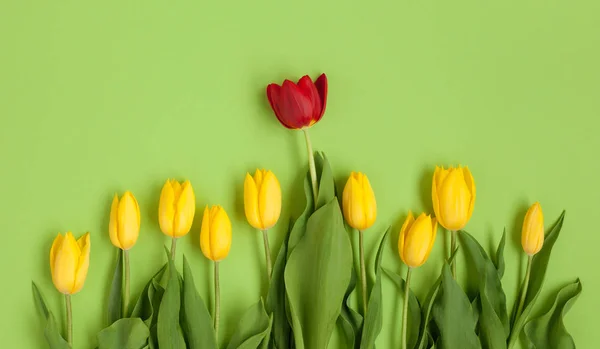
[{"left": 266, "top": 74, "right": 328, "bottom": 129}]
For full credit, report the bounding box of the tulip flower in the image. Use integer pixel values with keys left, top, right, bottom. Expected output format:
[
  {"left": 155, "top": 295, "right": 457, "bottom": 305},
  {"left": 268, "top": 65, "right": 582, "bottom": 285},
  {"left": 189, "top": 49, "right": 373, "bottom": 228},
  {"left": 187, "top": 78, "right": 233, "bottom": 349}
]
[
  {"left": 511, "top": 202, "right": 545, "bottom": 345},
  {"left": 432, "top": 165, "right": 475, "bottom": 278},
  {"left": 108, "top": 191, "right": 140, "bottom": 316},
  {"left": 200, "top": 205, "right": 232, "bottom": 339},
  {"left": 266, "top": 73, "right": 328, "bottom": 205},
  {"left": 342, "top": 171, "right": 377, "bottom": 315},
  {"left": 159, "top": 179, "right": 196, "bottom": 259},
  {"left": 397, "top": 212, "right": 437, "bottom": 349},
  {"left": 244, "top": 169, "right": 282, "bottom": 279},
  {"left": 50, "top": 232, "right": 90, "bottom": 347}
]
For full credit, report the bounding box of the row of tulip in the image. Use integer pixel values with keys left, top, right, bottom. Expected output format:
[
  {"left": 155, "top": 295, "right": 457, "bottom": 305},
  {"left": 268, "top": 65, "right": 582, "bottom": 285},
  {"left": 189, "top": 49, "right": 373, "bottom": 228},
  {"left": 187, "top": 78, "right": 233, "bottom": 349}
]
[{"left": 33, "top": 73, "right": 580, "bottom": 349}]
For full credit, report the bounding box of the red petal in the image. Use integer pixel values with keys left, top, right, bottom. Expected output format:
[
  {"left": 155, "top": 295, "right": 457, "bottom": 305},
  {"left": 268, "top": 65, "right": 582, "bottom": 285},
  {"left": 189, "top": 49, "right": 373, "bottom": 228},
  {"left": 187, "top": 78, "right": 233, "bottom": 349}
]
[
  {"left": 314, "top": 73, "right": 328, "bottom": 120},
  {"left": 267, "top": 83, "right": 296, "bottom": 128},
  {"left": 277, "top": 80, "right": 313, "bottom": 128},
  {"left": 297, "top": 75, "right": 321, "bottom": 121}
]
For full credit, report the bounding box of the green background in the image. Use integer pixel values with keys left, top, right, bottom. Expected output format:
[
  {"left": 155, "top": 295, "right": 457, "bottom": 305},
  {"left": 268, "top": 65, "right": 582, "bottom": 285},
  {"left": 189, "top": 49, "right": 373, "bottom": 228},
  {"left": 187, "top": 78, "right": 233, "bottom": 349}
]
[{"left": 1, "top": 0, "right": 598, "bottom": 347}]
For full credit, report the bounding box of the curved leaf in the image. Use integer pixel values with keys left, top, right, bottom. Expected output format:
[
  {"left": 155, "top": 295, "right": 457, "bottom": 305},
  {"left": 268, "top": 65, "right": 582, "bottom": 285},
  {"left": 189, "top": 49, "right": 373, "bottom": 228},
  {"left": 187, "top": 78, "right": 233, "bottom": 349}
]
[
  {"left": 314, "top": 152, "right": 335, "bottom": 210},
  {"left": 524, "top": 279, "right": 582, "bottom": 349},
  {"left": 181, "top": 255, "right": 217, "bottom": 349},
  {"left": 337, "top": 264, "right": 363, "bottom": 349},
  {"left": 108, "top": 249, "right": 123, "bottom": 324},
  {"left": 131, "top": 264, "right": 166, "bottom": 349},
  {"left": 97, "top": 317, "right": 150, "bottom": 349},
  {"left": 284, "top": 198, "right": 353, "bottom": 349},
  {"left": 287, "top": 174, "right": 314, "bottom": 256},
  {"left": 226, "top": 300, "right": 271, "bottom": 349},
  {"left": 359, "top": 228, "right": 390, "bottom": 349},
  {"left": 383, "top": 268, "right": 421, "bottom": 349},
  {"left": 494, "top": 230, "right": 506, "bottom": 279},
  {"left": 432, "top": 264, "right": 481, "bottom": 349},
  {"left": 157, "top": 259, "right": 185, "bottom": 349},
  {"left": 511, "top": 211, "right": 566, "bottom": 342},
  {"left": 31, "top": 282, "right": 71, "bottom": 349}
]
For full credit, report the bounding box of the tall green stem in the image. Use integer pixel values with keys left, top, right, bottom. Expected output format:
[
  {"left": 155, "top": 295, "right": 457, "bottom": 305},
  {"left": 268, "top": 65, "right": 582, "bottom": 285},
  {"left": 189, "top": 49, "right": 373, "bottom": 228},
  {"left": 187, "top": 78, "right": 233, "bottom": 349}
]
[
  {"left": 450, "top": 230, "right": 457, "bottom": 279},
  {"left": 65, "top": 294, "right": 72, "bottom": 347},
  {"left": 401, "top": 268, "right": 412, "bottom": 349},
  {"left": 170, "top": 237, "right": 177, "bottom": 261},
  {"left": 123, "top": 249, "right": 130, "bottom": 316},
  {"left": 214, "top": 261, "right": 220, "bottom": 340},
  {"left": 508, "top": 255, "right": 533, "bottom": 349},
  {"left": 359, "top": 230, "right": 368, "bottom": 315},
  {"left": 262, "top": 230, "right": 273, "bottom": 279},
  {"left": 302, "top": 128, "right": 318, "bottom": 205}
]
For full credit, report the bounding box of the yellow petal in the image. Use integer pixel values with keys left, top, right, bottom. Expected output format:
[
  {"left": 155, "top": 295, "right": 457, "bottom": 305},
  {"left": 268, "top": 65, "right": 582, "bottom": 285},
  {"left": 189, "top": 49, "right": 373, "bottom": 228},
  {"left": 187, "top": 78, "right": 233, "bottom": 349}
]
[
  {"left": 360, "top": 173, "right": 377, "bottom": 229},
  {"left": 343, "top": 175, "right": 366, "bottom": 230},
  {"left": 522, "top": 202, "right": 544, "bottom": 255},
  {"left": 210, "top": 206, "right": 232, "bottom": 261},
  {"left": 258, "top": 171, "right": 281, "bottom": 229},
  {"left": 72, "top": 233, "right": 90, "bottom": 294},
  {"left": 398, "top": 211, "right": 415, "bottom": 265},
  {"left": 437, "top": 168, "right": 472, "bottom": 230},
  {"left": 422, "top": 217, "right": 438, "bottom": 264},
  {"left": 50, "top": 233, "right": 64, "bottom": 280},
  {"left": 200, "top": 206, "right": 213, "bottom": 260},
  {"left": 118, "top": 192, "right": 140, "bottom": 250},
  {"left": 108, "top": 194, "right": 122, "bottom": 249},
  {"left": 159, "top": 180, "right": 175, "bottom": 237},
  {"left": 432, "top": 167, "right": 442, "bottom": 226},
  {"left": 403, "top": 214, "right": 434, "bottom": 268},
  {"left": 463, "top": 167, "right": 476, "bottom": 221},
  {"left": 52, "top": 232, "right": 79, "bottom": 294},
  {"left": 171, "top": 180, "right": 183, "bottom": 201},
  {"left": 173, "top": 180, "right": 195, "bottom": 237},
  {"left": 244, "top": 173, "right": 262, "bottom": 229},
  {"left": 253, "top": 169, "right": 265, "bottom": 189}
]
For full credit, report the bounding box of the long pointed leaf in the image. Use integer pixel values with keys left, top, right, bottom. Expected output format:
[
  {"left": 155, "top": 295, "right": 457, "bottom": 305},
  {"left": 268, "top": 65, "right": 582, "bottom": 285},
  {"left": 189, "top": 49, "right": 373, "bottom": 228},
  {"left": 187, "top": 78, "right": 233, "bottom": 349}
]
[
  {"left": 337, "top": 263, "right": 363, "bottom": 349},
  {"left": 31, "top": 282, "right": 71, "bottom": 349},
  {"left": 226, "top": 300, "right": 271, "bottom": 349},
  {"left": 108, "top": 249, "right": 124, "bottom": 324},
  {"left": 383, "top": 268, "right": 421, "bottom": 349},
  {"left": 97, "top": 317, "right": 150, "bottom": 349},
  {"left": 157, "top": 259, "right": 185, "bottom": 349}
]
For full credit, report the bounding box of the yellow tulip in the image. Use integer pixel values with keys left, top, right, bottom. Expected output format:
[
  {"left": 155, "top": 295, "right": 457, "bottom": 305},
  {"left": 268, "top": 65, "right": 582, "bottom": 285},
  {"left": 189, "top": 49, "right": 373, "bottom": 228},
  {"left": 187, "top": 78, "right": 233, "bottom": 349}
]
[
  {"left": 244, "top": 169, "right": 282, "bottom": 230},
  {"left": 432, "top": 166, "right": 476, "bottom": 231},
  {"left": 342, "top": 172, "right": 377, "bottom": 231},
  {"left": 200, "top": 205, "right": 232, "bottom": 261},
  {"left": 108, "top": 191, "right": 140, "bottom": 250},
  {"left": 50, "top": 232, "right": 91, "bottom": 295},
  {"left": 159, "top": 179, "right": 196, "bottom": 238},
  {"left": 521, "top": 202, "right": 544, "bottom": 255},
  {"left": 398, "top": 212, "right": 437, "bottom": 268}
]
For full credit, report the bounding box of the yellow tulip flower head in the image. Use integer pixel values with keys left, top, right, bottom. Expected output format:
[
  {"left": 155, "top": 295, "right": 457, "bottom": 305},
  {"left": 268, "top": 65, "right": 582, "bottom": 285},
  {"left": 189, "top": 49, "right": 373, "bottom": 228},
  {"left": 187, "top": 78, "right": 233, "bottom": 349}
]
[
  {"left": 342, "top": 172, "right": 377, "bottom": 231},
  {"left": 159, "top": 179, "right": 196, "bottom": 238},
  {"left": 109, "top": 191, "right": 140, "bottom": 250},
  {"left": 521, "top": 202, "right": 544, "bottom": 255},
  {"left": 398, "top": 212, "right": 437, "bottom": 268},
  {"left": 50, "top": 232, "right": 91, "bottom": 295},
  {"left": 200, "top": 205, "right": 232, "bottom": 262},
  {"left": 432, "top": 166, "right": 476, "bottom": 231},
  {"left": 244, "top": 169, "right": 282, "bottom": 230}
]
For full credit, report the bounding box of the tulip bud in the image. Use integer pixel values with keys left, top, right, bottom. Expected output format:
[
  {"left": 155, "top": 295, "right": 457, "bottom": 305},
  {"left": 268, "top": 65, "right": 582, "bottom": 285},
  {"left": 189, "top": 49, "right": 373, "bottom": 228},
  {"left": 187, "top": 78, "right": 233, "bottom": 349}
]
[
  {"left": 266, "top": 74, "right": 328, "bottom": 129},
  {"left": 159, "top": 179, "right": 196, "bottom": 238},
  {"left": 50, "top": 232, "right": 91, "bottom": 295},
  {"left": 109, "top": 191, "right": 140, "bottom": 250},
  {"left": 398, "top": 212, "right": 437, "bottom": 268},
  {"left": 432, "top": 166, "right": 476, "bottom": 231},
  {"left": 342, "top": 172, "right": 377, "bottom": 231},
  {"left": 244, "top": 169, "right": 282, "bottom": 230},
  {"left": 200, "top": 205, "right": 232, "bottom": 261},
  {"left": 521, "top": 202, "right": 544, "bottom": 255}
]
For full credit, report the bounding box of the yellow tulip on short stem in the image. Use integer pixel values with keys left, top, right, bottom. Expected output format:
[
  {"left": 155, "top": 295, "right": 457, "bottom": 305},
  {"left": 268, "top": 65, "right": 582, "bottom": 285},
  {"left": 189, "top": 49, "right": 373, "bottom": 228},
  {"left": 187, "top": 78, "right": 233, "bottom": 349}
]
[{"left": 159, "top": 179, "right": 196, "bottom": 260}]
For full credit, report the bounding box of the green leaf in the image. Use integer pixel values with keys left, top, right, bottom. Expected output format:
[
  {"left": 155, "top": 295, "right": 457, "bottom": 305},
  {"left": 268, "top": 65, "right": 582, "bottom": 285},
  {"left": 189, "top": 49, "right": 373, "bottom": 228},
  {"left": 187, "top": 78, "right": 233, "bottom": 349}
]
[
  {"left": 97, "top": 317, "right": 150, "bottom": 349},
  {"left": 494, "top": 230, "right": 506, "bottom": 279},
  {"left": 284, "top": 198, "right": 353, "bottom": 349},
  {"left": 511, "top": 211, "right": 566, "bottom": 343},
  {"left": 108, "top": 249, "right": 124, "bottom": 324},
  {"left": 181, "top": 255, "right": 217, "bottom": 349},
  {"left": 287, "top": 174, "right": 314, "bottom": 256},
  {"left": 524, "top": 279, "right": 582, "bottom": 349},
  {"left": 314, "top": 152, "right": 335, "bottom": 210},
  {"left": 266, "top": 220, "right": 293, "bottom": 349},
  {"left": 383, "top": 268, "right": 421, "bottom": 349},
  {"left": 360, "top": 229, "right": 390, "bottom": 349},
  {"left": 31, "top": 282, "right": 71, "bottom": 349},
  {"left": 432, "top": 264, "right": 481, "bottom": 349},
  {"left": 226, "top": 299, "right": 272, "bottom": 349},
  {"left": 157, "top": 259, "right": 186, "bottom": 349},
  {"left": 337, "top": 263, "right": 363, "bottom": 349},
  {"left": 131, "top": 264, "right": 166, "bottom": 349},
  {"left": 460, "top": 231, "right": 509, "bottom": 346}
]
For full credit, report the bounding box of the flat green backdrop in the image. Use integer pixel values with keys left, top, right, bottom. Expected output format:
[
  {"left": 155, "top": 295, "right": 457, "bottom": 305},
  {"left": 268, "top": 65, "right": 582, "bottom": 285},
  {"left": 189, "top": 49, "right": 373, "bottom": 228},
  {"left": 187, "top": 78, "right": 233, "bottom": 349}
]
[{"left": 1, "top": 0, "right": 598, "bottom": 348}]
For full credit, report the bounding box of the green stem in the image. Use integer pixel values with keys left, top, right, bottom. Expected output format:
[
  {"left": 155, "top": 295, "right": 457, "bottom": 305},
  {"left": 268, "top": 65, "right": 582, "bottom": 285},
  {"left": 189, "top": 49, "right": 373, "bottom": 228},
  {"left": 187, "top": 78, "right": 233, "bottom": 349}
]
[
  {"left": 450, "top": 230, "right": 457, "bottom": 279},
  {"left": 262, "top": 230, "right": 273, "bottom": 279},
  {"left": 123, "top": 249, "right": 130, "bottom": 317},
  {"left": 401, "top": 268, "right": 412, "bottom": 349},
  {"left": 170, "top": 237, "right": 177, "bottom": 261},
  {"left": 214, "top": 261, "right": 220, "bottom": 340},
  {"left": 508, "top": 255, "right": 533, "bottom": 349},
  {"left": 303, "top": 128, "right": 318, "bottom": 206},
  {"left": 359, "top": 230, "right": 368, "bottom": 315},
  {"left": 65, "top": 294, "right": 72, "bottom": 347}
]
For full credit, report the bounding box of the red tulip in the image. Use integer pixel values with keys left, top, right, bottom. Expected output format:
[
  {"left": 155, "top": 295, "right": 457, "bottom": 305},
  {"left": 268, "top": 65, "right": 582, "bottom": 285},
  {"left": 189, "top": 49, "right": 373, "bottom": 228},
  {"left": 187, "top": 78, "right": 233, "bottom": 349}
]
[{"left": 266, "top": 74, "right": 328, "bottom": 129}]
